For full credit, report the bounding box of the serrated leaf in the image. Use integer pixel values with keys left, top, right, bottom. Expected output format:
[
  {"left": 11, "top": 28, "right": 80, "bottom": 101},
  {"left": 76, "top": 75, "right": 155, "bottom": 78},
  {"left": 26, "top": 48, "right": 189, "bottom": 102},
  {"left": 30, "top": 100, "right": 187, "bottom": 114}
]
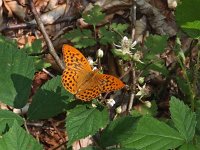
[
  {"left": 175, "top": 0, "right": 200, "bottom": 38},
  {"left": 110, "top": 23, "right": 129, "bottom": 34},
  {"left": 99, "top": 116, "right": 137, "bottom": 147},
  {"left": 28, "top": 76, "right": 73, "bottom": 120},
  {"left": 0, "top": 110, "right": 24, "bottom": 134},
  {"left": 0, "top": 121, "right": 43, "bottom": 150},
  {"left": 145, "top": 35, "right": 168, "bottom": 57},
  {"left": 65, "top": 28, "right": 96, "bottom": 48},
  {"left": 169, "top": 96, "right": 196, "bottom": 142},
  {"left": 66, "top": 104, "right": 109, "bottom": 146},
  {"left": 82, "top": 5, "right": 105, "bottom": 25},
  {"left": 0, "top": 36, "right": 35, "bottom": 108},
  {"left": 99, "top": 27, "right": 118, "bottom": 45},
  {"left": 121, "top": 116, "right": 184, "bottom": 150}
]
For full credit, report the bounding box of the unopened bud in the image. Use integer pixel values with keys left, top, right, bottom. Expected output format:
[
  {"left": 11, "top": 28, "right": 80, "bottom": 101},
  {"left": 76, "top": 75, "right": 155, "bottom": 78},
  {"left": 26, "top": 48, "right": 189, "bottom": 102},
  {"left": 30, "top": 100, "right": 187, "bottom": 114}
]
[
  {"left": 138, "top": 77, "right": 145, "bottom": 84},
  {"left": 144, "top": 101, "right": 151, "bottom": 108},
  {"left": 107, "top": 98, "right": 115, "bottom": 107},
  {"left": 96, "top": 48, "right": 104, "bottom": 58},
  {"left": 116, "top": 106, "right": 122, "bottom": 114}
]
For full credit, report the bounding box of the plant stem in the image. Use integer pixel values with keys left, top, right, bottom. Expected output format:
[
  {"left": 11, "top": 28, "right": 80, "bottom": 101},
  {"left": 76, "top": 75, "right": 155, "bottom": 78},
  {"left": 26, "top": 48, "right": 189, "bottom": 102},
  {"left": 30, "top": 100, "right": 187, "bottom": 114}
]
[{"left": 177, "top": 56, "right": 195, "bottom": 111}]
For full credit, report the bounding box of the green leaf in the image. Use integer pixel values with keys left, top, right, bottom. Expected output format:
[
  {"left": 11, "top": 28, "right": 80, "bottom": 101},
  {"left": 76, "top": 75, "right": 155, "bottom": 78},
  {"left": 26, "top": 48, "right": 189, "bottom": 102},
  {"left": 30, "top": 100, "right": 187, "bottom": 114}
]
[
  {"left": 22, "top": 39, "right": 42, "bottom": 53},
  {"left": 175, "top": 0, "right": 200, "bottom": 38},
  {"left": 65, "top": 28, "right": 96, "bottom": 48},
  {"left": 0, "top": 36, "right": 35, "bottom": 108},
  {"left": 0, "top": 121, "right": 43, "bottom": 150},
  {"left": 110, "top": 23, "right": 129, "bottom": 35},
  {"left": 99, "top": 116, "right": 137, "bottom": 147},
  {"left": 196, "top": 100, "right": 200, "bottom": 134},
  {"left": 66, "top": 104, "right": 109, "bottom": 146},
  {"left": 121, "top": 116, "right": 184, "bottom": 150},
  {"left": 82, "top": 5, "right": 105, "bottom": 25},
  {"left": 0, "top": 110, "right": 24, "bottom": 134},
  {"left": 145, "top": 35, "right": 168, "bottom": 58},
  {"left": 179, "top": 143, "right": 197, "bottom": 150},
  {"left": 170, "top": 96, "right": 196, "bottom": 142},
  {"left": 33, "top": 58, "right": 51, "bottom": 70},
  {"left": 99, "top": 27, "right": 118, "bottom": 45},
  {"left": 138, "top": 59, "right": 169, "bottom": 76},
  {"left": 28, "top": 76, "right": 73, "bottom": 120}
]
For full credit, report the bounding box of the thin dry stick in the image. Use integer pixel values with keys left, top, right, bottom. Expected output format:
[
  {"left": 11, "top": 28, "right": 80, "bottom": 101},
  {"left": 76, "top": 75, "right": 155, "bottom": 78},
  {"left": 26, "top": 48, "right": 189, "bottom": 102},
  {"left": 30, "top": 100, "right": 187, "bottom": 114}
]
[
  {"left": 128, "top": 66, "right": 136, "bottom": 111},
  {"left": 29, "top": 0, "right": 65, "bottom": 70}
]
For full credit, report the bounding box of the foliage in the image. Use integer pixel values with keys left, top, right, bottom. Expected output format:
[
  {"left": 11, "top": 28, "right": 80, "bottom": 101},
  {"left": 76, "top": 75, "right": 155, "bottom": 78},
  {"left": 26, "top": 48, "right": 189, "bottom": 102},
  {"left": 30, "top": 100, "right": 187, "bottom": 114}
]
[
  {"left": 0, "top": 36, "right": 35, "bottom": 108},
  {"left": 0, "top": 1, "right": 200, "bottom": 149},
  {"left": 175, "top": 0, "right": 200, "bottom": 38},
  {"left": 0, "top": 121, "right": 43, "bottom": 150},
  {"left": 66, "top": 103, "right": 109, "bottom": 146},
  {"left": 27, "top": 76, "right": 73, "bottom": 120},
  {"left": 65, "top": 6, "right": 128, "bottom": 49}
]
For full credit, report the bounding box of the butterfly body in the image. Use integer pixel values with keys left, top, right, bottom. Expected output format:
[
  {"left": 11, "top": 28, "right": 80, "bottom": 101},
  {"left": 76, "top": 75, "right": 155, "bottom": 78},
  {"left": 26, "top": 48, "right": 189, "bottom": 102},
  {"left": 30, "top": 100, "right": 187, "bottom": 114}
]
[{"left": 62, "top": 44, "right": 125, "bottom": 101}]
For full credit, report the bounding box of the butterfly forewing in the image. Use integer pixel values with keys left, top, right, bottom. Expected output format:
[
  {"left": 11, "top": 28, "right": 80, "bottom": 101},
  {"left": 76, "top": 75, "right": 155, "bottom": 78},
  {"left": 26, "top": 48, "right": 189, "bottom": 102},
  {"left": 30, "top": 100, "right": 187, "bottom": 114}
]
[{"left": 62, "top": 44, "right": 92, "bottom": 71}]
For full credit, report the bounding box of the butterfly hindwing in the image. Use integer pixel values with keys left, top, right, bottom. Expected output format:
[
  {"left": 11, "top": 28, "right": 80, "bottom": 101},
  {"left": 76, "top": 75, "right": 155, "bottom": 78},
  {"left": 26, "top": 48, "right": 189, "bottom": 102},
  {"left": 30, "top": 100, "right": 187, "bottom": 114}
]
[
  {"left": 97, "top": 74, "right": 125, "bottom": 93},
  {"left": 76, "top": 83, "right": 101, "bottom": 101}
]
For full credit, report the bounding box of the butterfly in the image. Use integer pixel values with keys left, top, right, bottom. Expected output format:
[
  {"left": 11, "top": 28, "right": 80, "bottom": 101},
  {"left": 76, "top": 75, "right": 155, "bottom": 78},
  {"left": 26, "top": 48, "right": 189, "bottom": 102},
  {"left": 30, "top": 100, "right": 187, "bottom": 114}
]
[{"left": 61, "top": 44, "right": 125, "bottom": 101}]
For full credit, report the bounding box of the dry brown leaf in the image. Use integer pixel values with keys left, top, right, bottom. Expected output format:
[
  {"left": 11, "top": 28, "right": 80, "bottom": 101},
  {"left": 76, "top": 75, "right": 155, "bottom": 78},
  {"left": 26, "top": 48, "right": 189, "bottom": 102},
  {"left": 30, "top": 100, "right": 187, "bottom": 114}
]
[
  {"left": 17, "top": 0, "right": 27, "bottom": 6},
  {"left": 29, "top": 4, "right": 69, "bottom": 25},
  {"left": 134, "top": 16, "right": 147, "bottom": 43},
  {"left": 72, "top": 136, "right": 93, "bottom": 150},
  {"left": 45, "top": 0, "right": 59, "bottom": 12},
  {"left": 17, "top": 35, "right": 36, "bottom": 48},
  {"left": 5, "top": 0, "right": 26, "bottom": 20},
  {"left": 3, "top": 0, "right": 13, "bottom": 17},
  {"left": 34, "top": 0, "right": 49, "bottom": 13}
]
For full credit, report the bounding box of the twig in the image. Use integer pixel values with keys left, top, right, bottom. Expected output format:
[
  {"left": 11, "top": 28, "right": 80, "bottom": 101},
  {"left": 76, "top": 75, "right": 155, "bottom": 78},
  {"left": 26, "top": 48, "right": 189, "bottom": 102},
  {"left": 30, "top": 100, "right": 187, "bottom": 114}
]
[
  {"left": 29, "top": 0, "right": 65, "bottom": 70},
  {"left": 0, "top": 16, "right": 75, "bottom": 32},
  {"left": 128, "top": 66, "right": 136, "bottom": 111}
]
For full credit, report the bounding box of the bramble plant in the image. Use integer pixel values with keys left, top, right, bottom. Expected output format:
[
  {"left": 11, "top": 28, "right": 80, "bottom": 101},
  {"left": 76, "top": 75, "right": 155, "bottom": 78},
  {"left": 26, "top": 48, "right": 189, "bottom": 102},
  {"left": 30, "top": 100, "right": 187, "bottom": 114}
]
[{"left": 0, "top": 0, "right": 200, "bottom": 149}]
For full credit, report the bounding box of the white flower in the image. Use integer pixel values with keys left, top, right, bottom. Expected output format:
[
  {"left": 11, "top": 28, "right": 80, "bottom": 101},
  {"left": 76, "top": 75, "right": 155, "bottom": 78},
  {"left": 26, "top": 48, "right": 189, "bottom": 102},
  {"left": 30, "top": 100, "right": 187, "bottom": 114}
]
[
  {"left": 114, "top": 36, "right": 137, "bottom": 55},
  {"left": 87, "top": 56, "right": 95, "bottom": 66},
  {"left": 136, "top": 84, "right": 149, "bottom": 100},
  {"left": 96, "top": 48, "right": 104, "bottom": 58}
]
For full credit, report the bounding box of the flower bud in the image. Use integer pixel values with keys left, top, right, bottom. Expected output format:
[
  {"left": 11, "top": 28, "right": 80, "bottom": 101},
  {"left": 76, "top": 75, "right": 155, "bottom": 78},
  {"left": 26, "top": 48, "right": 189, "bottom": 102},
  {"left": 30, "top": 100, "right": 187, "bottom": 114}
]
[
  {"left": 96, "top": 48, "right": 104, "bottom": 58},
  {"left": 107, "top": 98, "right": 115, "bottom": 107},
  {"left": 138, "top": 77, "right": 145, "bottom": 84},
  {"left": 116, "top": 106, "right": 122, "bottom": 114},
  {"left": 144, "top": 101, "right": 151, "bottom": 108}
]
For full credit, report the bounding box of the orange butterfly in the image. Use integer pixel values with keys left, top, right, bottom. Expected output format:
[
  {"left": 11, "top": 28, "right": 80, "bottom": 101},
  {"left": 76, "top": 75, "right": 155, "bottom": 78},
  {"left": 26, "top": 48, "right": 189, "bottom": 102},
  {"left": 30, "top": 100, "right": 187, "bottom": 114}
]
[{"left": 61, "top": 45, "right": 125, "bottom": 101}]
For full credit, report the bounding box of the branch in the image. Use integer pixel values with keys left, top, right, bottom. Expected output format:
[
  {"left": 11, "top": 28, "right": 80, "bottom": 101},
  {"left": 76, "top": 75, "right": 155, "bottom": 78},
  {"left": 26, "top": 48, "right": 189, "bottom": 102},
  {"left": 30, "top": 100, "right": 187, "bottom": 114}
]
[{"left": 29, "top": 0, "right": 65, "bottom": 70}]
